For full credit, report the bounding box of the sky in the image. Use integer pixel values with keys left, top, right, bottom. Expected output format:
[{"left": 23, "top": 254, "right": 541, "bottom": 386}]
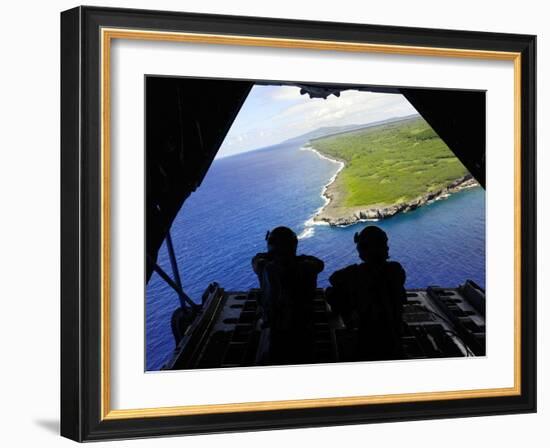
[{"left": 216, "top": 84, "right": 419, "bottom": 159}]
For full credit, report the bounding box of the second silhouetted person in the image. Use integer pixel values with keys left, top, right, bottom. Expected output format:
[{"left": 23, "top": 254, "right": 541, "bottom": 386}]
[{"left": 326, "top": 225, "right": 406, "bottom": 361}]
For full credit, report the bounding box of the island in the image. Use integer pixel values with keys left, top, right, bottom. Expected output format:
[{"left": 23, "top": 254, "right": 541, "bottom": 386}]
[{"left": 306, "top": 115, "right": 479, "bottom": 226}]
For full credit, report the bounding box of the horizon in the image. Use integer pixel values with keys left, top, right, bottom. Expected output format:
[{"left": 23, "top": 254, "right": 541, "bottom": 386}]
[
  {"left": 215, "top": 85, "right": 419, "bottom": 159},
  {"left": 215, "top": 112, "right": 421, "bottom": 161}
]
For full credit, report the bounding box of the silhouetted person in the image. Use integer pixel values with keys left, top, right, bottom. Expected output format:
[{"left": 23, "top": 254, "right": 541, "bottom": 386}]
[
  {"left": 326, "top": 226, "right": 406, "bottom": 361},
  {"left": 252, "top": 226, "right": 324, "bottom": 364}
]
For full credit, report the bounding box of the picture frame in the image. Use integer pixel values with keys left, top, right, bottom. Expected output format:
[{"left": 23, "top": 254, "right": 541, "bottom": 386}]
[{"left": 60, "top": 5, "right": 536, "bottom": 441}]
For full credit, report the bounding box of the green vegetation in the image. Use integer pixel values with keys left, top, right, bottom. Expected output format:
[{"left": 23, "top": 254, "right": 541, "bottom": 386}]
[{"left": 312, "top": 116, "right": 468, "bottom": 207}]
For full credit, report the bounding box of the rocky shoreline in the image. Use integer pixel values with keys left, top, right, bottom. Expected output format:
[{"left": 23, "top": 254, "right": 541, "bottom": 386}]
[{"left": 307, "top": 143, "right": 479, "bottom": 227}]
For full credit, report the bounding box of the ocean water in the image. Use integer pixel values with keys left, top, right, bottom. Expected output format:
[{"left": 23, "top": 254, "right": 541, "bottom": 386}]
[{"left": 146, "top": 142, "right": 486, "bottom": 370}]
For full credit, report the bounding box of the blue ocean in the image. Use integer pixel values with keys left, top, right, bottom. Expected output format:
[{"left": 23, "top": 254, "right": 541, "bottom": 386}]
[{"left": 146, "top": 142, "right": 486, "bottom": 370}]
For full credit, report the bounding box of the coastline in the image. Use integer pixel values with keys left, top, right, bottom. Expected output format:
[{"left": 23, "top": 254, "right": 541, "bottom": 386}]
[
  {"left": 302, "top": 143, "right": 479, "bottom": 227},
  {"left": 299, "top": 144, "right": 344, "bottom": 235}
]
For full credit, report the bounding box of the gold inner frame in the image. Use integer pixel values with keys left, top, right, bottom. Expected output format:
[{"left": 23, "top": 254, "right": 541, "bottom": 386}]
[{"left": 100, "top": 27, "right": 522, "bottom": 420}]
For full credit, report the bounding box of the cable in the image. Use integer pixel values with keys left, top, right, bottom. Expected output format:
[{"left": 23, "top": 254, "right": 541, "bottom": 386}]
[
  {"left": 410, "top": 305, "right": 476, "bottom": 357},
  {"left": 443, "top": 329, "right": 475, "bottom": 357}
]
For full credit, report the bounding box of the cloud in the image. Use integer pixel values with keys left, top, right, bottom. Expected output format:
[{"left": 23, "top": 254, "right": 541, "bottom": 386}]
[
  {"left": 217, "top": 86, "right": 418, "bottom": 158},
  {"left": 268, "top": 85, "right": 302, "bottom": 101},
  {"left": 274, "top": 90, "right": 413, "bottom": 127}
]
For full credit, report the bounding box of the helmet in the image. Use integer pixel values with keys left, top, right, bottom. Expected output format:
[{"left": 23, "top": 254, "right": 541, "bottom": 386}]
[
  {"left": 354, "top": 225, "right": 389, "bottom": 262},
  {"left": 266, "top": 226, "right": 298, "bottom": 257}
]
